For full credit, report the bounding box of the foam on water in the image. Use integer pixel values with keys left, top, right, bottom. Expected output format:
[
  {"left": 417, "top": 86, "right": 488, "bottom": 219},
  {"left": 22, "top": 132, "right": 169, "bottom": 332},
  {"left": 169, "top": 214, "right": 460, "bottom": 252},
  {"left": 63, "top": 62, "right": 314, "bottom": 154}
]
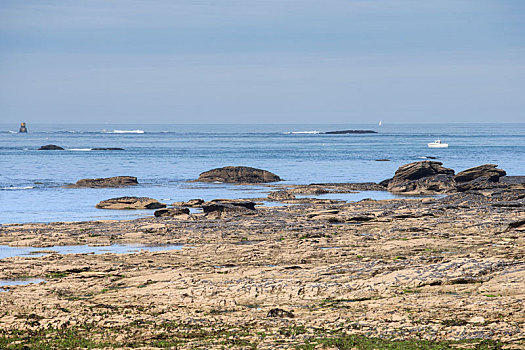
[{"left": 0, "top": 186, "right": 34, "bottom": 190}]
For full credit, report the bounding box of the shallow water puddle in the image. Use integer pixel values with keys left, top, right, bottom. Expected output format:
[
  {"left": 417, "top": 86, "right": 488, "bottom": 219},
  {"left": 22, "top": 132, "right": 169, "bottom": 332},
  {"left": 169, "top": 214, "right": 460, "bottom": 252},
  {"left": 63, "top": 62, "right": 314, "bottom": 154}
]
[
  {"left": 0, "top": 278, "right": 46, "bottom": 292},
  {"left": 0, "top": 244, "right": 184, "bottom": 260}
]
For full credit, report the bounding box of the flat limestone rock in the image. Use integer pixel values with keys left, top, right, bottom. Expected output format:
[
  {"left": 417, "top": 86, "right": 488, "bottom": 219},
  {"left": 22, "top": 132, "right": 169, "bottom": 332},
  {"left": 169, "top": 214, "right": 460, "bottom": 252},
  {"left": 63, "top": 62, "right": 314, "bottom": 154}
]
[
  {"left": 171, "top": 199, "right": 205, "bottom": 207},
  {"left": 268, "top": 190, "right": 296, "bottom": 201},
  {"left": 195, "top": 166, "right": 281, "bottom": 183},
  {"left": 95, "top": 197, "right": 166, "bottom": 210},
  {"left": 67, "top": 176, "right": 138, "bottom": 188},
  {"left": 154, "top": 208, "right": 190, "bottom": 217}
]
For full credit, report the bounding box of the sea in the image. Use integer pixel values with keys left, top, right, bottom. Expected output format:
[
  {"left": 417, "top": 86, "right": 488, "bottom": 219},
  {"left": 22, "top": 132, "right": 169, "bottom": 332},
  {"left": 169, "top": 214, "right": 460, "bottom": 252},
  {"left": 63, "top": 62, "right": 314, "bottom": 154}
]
[{"left": 1, "top": 123, "right": 523, "bottom": 224}]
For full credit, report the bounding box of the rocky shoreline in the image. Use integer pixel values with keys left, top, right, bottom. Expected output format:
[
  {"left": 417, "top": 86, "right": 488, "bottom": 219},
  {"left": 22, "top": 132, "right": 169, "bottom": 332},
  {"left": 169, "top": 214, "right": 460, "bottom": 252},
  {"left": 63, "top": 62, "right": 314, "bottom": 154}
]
[{"left": 0, "top": 163, "right": 524, "bottom": 349}]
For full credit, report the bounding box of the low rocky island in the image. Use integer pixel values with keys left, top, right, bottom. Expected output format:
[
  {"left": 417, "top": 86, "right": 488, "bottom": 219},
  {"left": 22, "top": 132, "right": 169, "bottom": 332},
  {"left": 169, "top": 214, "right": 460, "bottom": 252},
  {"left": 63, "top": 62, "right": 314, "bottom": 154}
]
[
  {"left": 38, "top": 144, "right": 64, "bottom": 150},
  {"left": 323, "top": 129, "right": 378, "bottom": 134},
  {"left": 195, "top": 166, "right": 281, "bottom": 183},
  {"left": 67, "top": 176, "right": 138, "bottom": 188},
  {"left": 0, "top": 162, "right": 523, "bottom": 349}
]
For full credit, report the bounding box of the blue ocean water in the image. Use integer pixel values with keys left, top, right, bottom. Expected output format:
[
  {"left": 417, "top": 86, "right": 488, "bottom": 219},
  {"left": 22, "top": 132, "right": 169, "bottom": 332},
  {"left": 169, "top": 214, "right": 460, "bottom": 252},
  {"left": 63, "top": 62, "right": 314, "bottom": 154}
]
[{"left": 0, "top": 123, "right": 523, "bottom": 224}]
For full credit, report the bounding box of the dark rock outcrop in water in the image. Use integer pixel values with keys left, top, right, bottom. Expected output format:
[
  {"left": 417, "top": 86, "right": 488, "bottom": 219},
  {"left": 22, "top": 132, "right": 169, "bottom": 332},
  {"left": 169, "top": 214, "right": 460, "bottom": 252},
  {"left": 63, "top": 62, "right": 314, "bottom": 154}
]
[
  {"left": 383, "top": 161, "right": 456, "bottom": 194},
  {"left": 455, "top": 164, "right": 506, "bottom": 183},
  {"left": 91, "top": 148, "right": 124, "bottom": 151},
  {"left": 67, "top": 176, "right": 138, "bottom": 188},
  {"left": 95, "top": 197, "right": 166, "bottom": 210},
  {"left": 382, "top": 161, "right": 517, "bottom": 195},
  {"left": 323, "top": 130, "right": 377, "bottom": 134},
  {"left": 38, "top": 144, "right": 64, "bottom": 150},
  {"left": 453, "top": 164, "right": 506, "bottom": 192},
  {"left": 195, "top": 166, "right": 281, "bottom": 183}
]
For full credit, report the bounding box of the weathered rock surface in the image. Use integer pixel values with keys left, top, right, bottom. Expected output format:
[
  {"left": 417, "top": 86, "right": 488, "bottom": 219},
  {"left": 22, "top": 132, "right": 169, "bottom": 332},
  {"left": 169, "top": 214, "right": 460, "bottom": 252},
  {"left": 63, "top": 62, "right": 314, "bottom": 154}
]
[
  {"left": 392, "top": 161, "right": 455, "bottom": 181},
  {"left": 455, "top": 164, "right": 506, "bottom": 183},
  {"left": 310, "top": 182, "right": 386, "bottom": 191},
  {"left": 389, "top": 174, "right": 457, "bottom": 194},
  {"left": 195, "top": 166, "right": 281, "bottom": 183},
  {"left": 67, "top": 176, "right": 138, "bottom": 188},
  {"left": 38, "top": 144, "right": 64, "bottom": 150},
  {"left": 202, "top": 199, "right": 256, "bottom": 218},
  {"left": 95, "top": 197, "right": 166, "bottom": 210},
  {"left": 268, "top": 190, "right": 296, "bottom": 201},
  {"left": 383, "top": 162, "right": 516, "bottom": 195},
  {"left": 154, "top": 207, "right": 190, "bottom": 217},
  {"left": 1, "top": 186, "right": 524, "bottom": 348},
  {"left": 172, "top": 199, "right": 205, "bottom": 207},
  {"left": 288, "top": 185, "right": 329, "bottom": 195}
]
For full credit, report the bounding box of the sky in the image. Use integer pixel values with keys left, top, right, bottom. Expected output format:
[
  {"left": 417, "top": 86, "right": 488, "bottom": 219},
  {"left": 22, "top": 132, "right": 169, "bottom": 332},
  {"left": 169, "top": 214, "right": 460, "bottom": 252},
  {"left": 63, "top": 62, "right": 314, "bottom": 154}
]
[{"left": 0, "top": 0, "right": 524, "bottom": 124}]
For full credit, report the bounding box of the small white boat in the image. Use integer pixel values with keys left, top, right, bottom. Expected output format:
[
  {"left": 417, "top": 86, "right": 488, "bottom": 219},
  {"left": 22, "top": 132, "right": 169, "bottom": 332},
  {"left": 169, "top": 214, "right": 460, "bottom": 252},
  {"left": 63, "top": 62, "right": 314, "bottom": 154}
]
[{"left": 427, "top": 139, "right": 448, "bottom": 148}]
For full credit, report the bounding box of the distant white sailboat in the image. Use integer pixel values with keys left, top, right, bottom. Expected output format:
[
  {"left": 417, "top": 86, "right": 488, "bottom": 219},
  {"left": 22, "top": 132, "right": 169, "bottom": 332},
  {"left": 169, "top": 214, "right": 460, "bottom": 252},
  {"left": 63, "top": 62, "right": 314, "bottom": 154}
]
[{"left": 378, "top": 120, "right": 382, "bottom": 126}]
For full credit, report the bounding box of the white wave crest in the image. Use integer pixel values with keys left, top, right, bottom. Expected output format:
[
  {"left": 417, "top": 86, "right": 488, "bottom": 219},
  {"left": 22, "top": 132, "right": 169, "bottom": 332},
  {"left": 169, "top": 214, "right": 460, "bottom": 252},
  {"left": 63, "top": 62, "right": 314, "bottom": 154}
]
[
  {"left": 103, "top": 129, "right": 145, "bottom": 134},
  {"left": 0, "top": 186, "right": 34, "bottom": 190},
  {"left": 284, "top": 131, "right": 320, "bottom": 134},
  {"left": 67, "top": 148, "right": 92, "bottom": 151}
]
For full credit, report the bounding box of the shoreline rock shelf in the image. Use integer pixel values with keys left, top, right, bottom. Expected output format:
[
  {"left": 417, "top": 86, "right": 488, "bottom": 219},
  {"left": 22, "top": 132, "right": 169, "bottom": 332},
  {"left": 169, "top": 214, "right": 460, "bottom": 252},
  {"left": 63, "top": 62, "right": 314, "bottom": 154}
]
[{"left": 0, "top": 182, "right": 523, "bottom": 348}]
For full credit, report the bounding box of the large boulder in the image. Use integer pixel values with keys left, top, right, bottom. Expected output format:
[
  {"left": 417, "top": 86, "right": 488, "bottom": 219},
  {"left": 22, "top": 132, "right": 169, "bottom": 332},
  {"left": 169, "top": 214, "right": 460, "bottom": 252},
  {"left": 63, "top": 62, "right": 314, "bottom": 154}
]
[
  {"left": 195, "top": 166, "right": 281, "bottom": 183},
  {"left": 455, "top": 164, "right": 506, "bottom": 183},
  {"left": 388, "top": 174, "right": 457, "bottom": 194},
  {"left": 203, "top": 199, "right": 256, "bottom": 210},
  {"left": 67, "top": 176, "right": 138, "bottom": 188},
  {"left": 385, "top": 161, "right": 455, "bottom": 194},
  {"left": 38, "top": 144, "right": 64, "bottom": 150},
  {"left": 154, "top": 207, "right": 190, "bottom": 217},
  {"left": 202, "top": 199, "right": 256, "bottom": 218},
  {"left": 392, "top": 161, "right": 454, "bottom": 181},
  {"left": 96, "top": 197, "right": 166, "bottom": 210}
]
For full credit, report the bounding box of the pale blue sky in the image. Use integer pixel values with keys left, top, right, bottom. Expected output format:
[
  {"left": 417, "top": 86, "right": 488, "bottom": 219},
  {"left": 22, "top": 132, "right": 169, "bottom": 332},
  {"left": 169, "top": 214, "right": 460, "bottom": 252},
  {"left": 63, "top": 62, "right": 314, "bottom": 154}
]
[{"left": 0, "top": 0, "right": 524, "bottom": 124}]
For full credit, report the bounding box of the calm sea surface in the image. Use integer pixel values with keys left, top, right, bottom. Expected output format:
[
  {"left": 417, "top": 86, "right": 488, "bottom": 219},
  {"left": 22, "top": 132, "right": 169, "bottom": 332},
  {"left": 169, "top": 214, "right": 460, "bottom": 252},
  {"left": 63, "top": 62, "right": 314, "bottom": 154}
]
[{"left": 1, "top": 123, "right": 523, "bottom": 224}]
